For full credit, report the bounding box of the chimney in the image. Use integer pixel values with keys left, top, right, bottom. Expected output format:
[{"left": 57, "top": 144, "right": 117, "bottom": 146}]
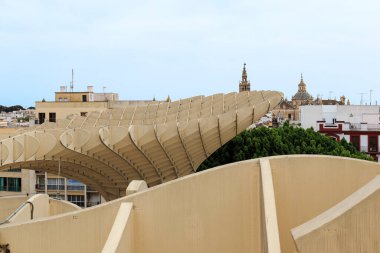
[
  {"left": 60, "top": 86, "right": 67, "bottom": 92},
  {"left": 87, "top": 86, "right": 94, "bottom": 92}
]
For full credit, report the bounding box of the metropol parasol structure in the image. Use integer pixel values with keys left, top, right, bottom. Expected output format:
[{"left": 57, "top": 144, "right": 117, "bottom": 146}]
[{"left": 1, "top": 90, "right": 380, "bottom": 253}]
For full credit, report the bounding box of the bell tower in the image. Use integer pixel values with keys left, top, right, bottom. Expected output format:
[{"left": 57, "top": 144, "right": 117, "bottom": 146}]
[{"left": 239, "top": 63, "right": 251, "bottom": 92}]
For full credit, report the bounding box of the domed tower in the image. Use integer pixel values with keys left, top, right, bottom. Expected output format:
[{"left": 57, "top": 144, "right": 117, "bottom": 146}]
[
  {"left": 239, "top": 63, "right": 251, "bottom": 92},
  {"left": 292, "top": 74, "right": 313, "bottom": 106}
]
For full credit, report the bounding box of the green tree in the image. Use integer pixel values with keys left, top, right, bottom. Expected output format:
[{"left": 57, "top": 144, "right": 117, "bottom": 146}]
[{"left": 198, "top": 123, "right": 373, "bottom": 171}]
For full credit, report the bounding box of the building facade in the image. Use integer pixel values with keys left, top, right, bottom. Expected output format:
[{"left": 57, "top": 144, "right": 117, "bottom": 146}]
[
  {"left": 0, "top": 169, "right": 36, "bottom": 197},
  {"left": 300, "top": 105, "right": 380, "bottom": 161},
  {"left": 272, "top": 74, "right": 346, "bottom": 122},
  {"left": 36, "top": 85, "right": 119, "bottom": 123},
  {"left": 35, "top": 172, "right": 103, "bottom": 207}
]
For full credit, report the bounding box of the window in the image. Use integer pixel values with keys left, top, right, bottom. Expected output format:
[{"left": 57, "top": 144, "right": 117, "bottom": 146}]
[
  {"left": 50, "top": 194, "right": 64, "bottom": 200},
  {"left": 369, "top": 136, "right": 378, "bottom": 152},
  {"left": 47, "top": 178, "right": 65, "bottom": 190},
  {"left": 59, "top": 97, "right": 63, "bottom": 102},
  {"left": 36, "top": 175, "right": 45, "bottom": 190},
  {"left": 351, "top": 135, "right": 360, "bottom": 151},
  {"left": 38, "top": 113, "right": 46, "bottom": 124},
  {"left": 82, "top": 95, "right": 87, "bottom": 102},
  {"left": 0, "top": 177, "right": 21, "bottom": 192},
  {"left": 68, "top": 195, "right": 85, "bottom": 207},
  {"left": 67, "top": 179, "right": 85, "bottom": 191},
  {"left": 49, "top": 112, "right": 56, "bottom": 122},
  {"left": 288, "top": 114, "right": 292, "bottom": 120},
  {"left": 5, "top": 168, "right": 21, "bottom": 172}
]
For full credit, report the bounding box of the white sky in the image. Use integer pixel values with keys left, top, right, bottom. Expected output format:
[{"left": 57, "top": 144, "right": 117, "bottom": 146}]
[{"left": 1, "top": 0, "right": 380, "bottom": 107}]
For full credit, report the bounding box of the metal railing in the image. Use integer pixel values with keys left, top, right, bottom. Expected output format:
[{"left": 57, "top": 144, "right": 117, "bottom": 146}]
[
  {"left": 0, "top": 201, "right": 34, "bottom": 226},
  {"left": 0, "top": 186, "right": 22, "bottom": 192},
  {"left": 367, "top": 124, "right": 380, "bottom": 130}
]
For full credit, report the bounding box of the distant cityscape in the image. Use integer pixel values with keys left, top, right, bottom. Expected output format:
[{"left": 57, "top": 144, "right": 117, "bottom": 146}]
[{"left": 0, "top": 64, "right": 379, "bottom": 208}]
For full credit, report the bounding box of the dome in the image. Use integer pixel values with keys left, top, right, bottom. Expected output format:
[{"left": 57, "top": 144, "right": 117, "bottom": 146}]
[
  {"left": 293, "top": 90, "right": 313, "bottom": 100},
  {"left": 292, "top": 74, "right": 313, "bottom": 100}
]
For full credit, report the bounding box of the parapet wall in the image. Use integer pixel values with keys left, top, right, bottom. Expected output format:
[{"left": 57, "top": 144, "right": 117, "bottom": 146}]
[{"left": 0, "top": 155, "right": 380, "bottom": 253}]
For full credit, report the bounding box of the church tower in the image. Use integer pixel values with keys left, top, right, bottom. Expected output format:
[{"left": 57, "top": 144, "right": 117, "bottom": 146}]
[
  {"left": 298, "top": 73, "right": 307, "bottom": 92},
  {"left": 239, "top": 63, "right": 251, "bottom": 92}
]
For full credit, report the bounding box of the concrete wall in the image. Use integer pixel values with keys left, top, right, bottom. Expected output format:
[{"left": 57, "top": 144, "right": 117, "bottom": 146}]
[
  {"left": 130, "top": 160, "right": 264, "bottom": 253},
  {"left": 49, "top": 199, "right": 81, "bottom": 216},
  {"left": 9, "top": 194, "right": 49, "bottom": 224},
  {"left": 0, "top": 155, "right": 379, "bottom": 253},
  {"left": 35, "top": 101, "right": 108, "bottom": 120},
  {"left": 102, "top": 202, "right": 134, "bottom": 253},
  {"left": 0, "top": 159, "right": 265, "bottom": 253},
  {"left": 300, "top": 105, "right": 380, "bottom": 128},
  {"left": 300, "top": 106, "right": 323, "bottom": 129},
  {"left": 293, "top": 176, "right": 380, "bottom": 252},
  {"left": 0, "top": 196, "right": 28, "bottom": 221},
  {"left": 269, "top": 155, "right": 380, "bottom": 253},
  {"left": 0, "top": 169, "right": 36, "bottom": 196}
]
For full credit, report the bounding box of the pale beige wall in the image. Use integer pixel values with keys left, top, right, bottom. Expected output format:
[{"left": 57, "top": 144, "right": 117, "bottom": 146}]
[
  {"left": 0, "top": 196, "right": 28, "bottom": 221},
  {"left": 130, "top": 160, "right": 264, "bottom": 253},
  {"left": 54, "top": 92, "right": 92, "bottom": 102},
  {"left": 35, "top": 101, "right": 108, "bottom": 120},
  {"left": 295, "top": 189, "right": 380, "bottom": 253},
  {"left": 0, "top": 159, "right": 264, "bottom": 253},
  {"left": 9, "top": 194, "right": 49, "bottom": 224},
  {"left": 0, "top": 197, "right": 123, "bottom": 252},
  {"left": 269, "top": 155, "right": 380, "bottom": 253},
  {"left": 0, "top": 156, "right": 379, "bottom": 253},
  {"left": 49, "top": 199, "right": 81, "bottom": 216},
  {"left": 0, "top": 128, "right": 18, "bottom": 140},
  {"left": 102, "top": 202, "right": 134, "bottom": 253}
]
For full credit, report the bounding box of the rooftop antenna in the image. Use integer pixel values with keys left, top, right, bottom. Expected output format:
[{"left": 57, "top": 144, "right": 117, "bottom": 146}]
[
  {"left": 370, "top": 89, "right": 374, "bottom": 105},
  {"left": 103, "top": 86, "right": 107, "bottom": 101},
  {"left": 70, "top": 69, "right": 74, "bottom": 92},
  {"left": 328, "top": 91, "right": 334, "bottom": 100},
  {"left": 359, "top": 92, "right": 367, "bottom": 105}
]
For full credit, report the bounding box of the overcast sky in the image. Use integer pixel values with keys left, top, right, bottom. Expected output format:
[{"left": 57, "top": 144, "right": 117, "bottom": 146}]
[{"left": 1, "top": 0, "right": 379, "bottom": 107}]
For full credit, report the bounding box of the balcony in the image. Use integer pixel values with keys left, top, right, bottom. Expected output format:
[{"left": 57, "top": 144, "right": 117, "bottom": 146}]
[
  {"left": 349, "top": 123, "right": 380, "bottom": 131},
  {"left": 367, "top": 124, "right": 380, "bottom": 131},
  {"left": 67, "top": 185, "right": 85, "bottom": 191},
  {"left": 0, "top": 186, "right": 21, "bottom": 192}
]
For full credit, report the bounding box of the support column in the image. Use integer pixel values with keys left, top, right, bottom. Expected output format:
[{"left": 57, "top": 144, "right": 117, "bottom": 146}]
[
  {"left": 260, "top": 158, "right": 281, "bottom": 253},
  {"left": 44, "top": 172, "right": 48, "bottom": 194},
  {"left": 64, "top": 177, "right": 67, "bottom": 201},
  {"left": 84, "top": 184, "right": 87, "bottom": 208}
]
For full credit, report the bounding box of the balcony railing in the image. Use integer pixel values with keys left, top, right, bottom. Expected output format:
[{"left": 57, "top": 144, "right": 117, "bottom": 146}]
[
  {"left": 367, "top": 124, "right": 380, "bottom": 131},
  {"left": 67, "top": 185, "right": 85, "bottom": 191},
  {"left": 360, "top": 146, "right": 380, "bottom": 153},
  {"left": 47, "top": 185, "right": 65, "bottom": 191},
  {"left": 0, "top": 186, "right": 21, "bottom": 192}
]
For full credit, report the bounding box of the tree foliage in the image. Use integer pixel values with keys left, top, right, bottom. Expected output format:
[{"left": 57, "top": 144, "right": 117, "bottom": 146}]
[
  {"left": 0, "top": 105, "right": 25, "bottom": 112},
  {"left": 198, "top": 122, "right": 373, "bottom": 171}
]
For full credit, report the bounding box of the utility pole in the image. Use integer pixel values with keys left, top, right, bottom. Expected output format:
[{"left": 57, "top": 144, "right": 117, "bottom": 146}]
[
  {"left": 70, "top": 69, "right": 74, "bottom": 92},
  {"left": 359, "top": 92, "right": 367, "bottom": 105},
  {"left": 328, "top": 91, "right": 334, "bottom": 100}
]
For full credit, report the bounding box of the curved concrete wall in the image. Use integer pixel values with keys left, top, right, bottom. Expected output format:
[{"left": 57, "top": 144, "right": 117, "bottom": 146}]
[
  {"left": 292, "top": 175, "right": 380, "bottom": 252},
  {"left": 0, "top": 155, "right": 379, "bottom": 253},
  {"left": 49, "top": 199, "right": 82, "bottom": 216},
  {"left": 269, "top": 155, "right": 380, "bottom": 253},
  {"left": 0, "top": 196, "right": 28, "bottom": 221}
]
